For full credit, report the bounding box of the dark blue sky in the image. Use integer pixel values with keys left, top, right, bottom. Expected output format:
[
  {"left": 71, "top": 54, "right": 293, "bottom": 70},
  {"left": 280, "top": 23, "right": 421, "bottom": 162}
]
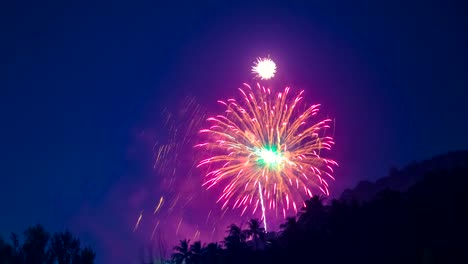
[{"left": 1, "top": 0, "right": 467, "bottom": 263}]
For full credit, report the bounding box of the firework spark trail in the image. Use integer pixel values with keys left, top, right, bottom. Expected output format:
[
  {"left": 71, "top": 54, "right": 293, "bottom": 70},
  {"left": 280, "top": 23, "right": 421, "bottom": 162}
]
[
  {"left": 176, "top": 218, "right": 183, "bottom": 235},
  {"left": 133, "top": 211, "right": 144, "bottom": 232},
  {"left": 154, "top": 196, "right": 164, "bottom": 214},
  {"left": 150, "top": 220, "right": 160, "bottom": 240},
  {"left": 134, "top": 97, "right": 213, "bottom": 241},
  {"left": 196, "top": 82, "right": 337, "bottom": 224},
  {"left": 258, "top": 182, "right": 267, "bottom": 231}
]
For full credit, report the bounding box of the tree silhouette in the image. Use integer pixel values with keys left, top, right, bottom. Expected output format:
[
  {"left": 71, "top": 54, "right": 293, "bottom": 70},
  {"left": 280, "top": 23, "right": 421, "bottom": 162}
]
[
  {"left": 78, "top": 247, "right": 95, "bottom": 264},
  {"left": 48, "top": 231, "right": 80, "bottom": 264},
  {"left": 0, "top": 237, "right": 14, "bottom": 263},
  {"left": 201, "top": 243, "right": 222, "bottom": 264},
  {"left": 189, "top": 241, "right": 202, "bottom": 264},
  {"left": 298, "top": 195, "right": 327, "bottom": 231},
  {"left": 244, "top": 219, "right": 265, "bottom": 250},
  {"left": 171, "top": 239, "right": 191, "bottom": 264},
  {"left": 223, "top": 224, "right": 245, "bottom": 253},
  {"left": 0, "top": 225, "right": 95, "bottom": 264},
  {"left": 279, "top": 216, "right": 297, "bottom": 243},
  {"left": 22, "top": 225, "right": 50, "bottom": 264},
  {"left": 10, "top": 233, "right": 22, "bottom": 264}
]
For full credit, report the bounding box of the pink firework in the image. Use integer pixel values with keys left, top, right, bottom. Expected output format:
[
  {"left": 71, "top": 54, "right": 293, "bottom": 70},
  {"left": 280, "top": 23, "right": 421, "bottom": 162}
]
[{"left": 196, "top": 83, "right": 337, "bottom": 225}]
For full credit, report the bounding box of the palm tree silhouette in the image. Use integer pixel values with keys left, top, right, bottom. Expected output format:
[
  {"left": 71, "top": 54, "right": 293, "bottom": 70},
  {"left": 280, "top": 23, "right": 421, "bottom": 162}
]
[
  {"left": 244, "top": 219, "right": 265, "bottom": 250},
  {"left": 298, "top": 196, "right": 327, "bottom": 231},
  {"left": 171, "top": 239, "right": 191, "bottom": 264},
  {"left": 189, "top": 241, "right": 202, "bottom": 264},
  {"left": 223, "top": 224, "right": 245, "bottom": 252},
  {"left": 201, "top": 242, "right": 222, "bottom": 264},
  {"left": 279, "top": 216, "right": 299, "bottom": 248},
  {"left": 280, "top": 217, "right": 298, "bottom": 234}
]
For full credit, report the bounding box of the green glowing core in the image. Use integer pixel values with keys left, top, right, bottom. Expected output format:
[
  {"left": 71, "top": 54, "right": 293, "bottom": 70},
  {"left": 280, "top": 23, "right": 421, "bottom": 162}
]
[{"left": 255, "top": 147, "right": 284, "bottom": 169}]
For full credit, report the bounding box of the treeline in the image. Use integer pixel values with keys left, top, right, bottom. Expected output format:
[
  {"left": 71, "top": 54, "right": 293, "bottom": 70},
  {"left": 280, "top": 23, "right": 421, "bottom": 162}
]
[
  {"left": 151, "top": 167, "right": 467, "bottom": 264},
  {"left": 0, "top": 225, "right": 95, "bottom": 264}
]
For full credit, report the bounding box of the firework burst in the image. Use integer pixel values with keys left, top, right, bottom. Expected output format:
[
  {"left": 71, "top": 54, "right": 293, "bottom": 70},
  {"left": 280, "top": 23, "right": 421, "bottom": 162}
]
[
  {"left": 196, "top": 83, "right": 337, "bottom": 222},
  {"left": 252, "top": 57, "right": 277, "bottom": 80}
]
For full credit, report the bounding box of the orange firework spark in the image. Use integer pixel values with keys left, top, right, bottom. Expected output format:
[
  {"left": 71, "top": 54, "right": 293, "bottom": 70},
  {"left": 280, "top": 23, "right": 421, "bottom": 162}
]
[{"left": 196, "top": 83, "right": 337, "bottom": 221}]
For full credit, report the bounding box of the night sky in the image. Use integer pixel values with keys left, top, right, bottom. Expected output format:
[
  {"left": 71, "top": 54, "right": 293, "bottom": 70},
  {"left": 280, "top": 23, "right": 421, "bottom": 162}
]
[{"left": 1, "top": 0, "right": 467, "bottom": 263}]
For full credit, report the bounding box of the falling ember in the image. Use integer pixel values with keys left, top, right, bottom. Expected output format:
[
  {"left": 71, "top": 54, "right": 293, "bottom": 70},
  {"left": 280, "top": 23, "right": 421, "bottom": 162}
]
[
  {"left": 176, "top": 218, "right": 183, "bottom": 236},
  {"left": 154, "top": 196, "right": 165, "bottom": 214},
  {"left": 196, "top": 82, "right": 337, "bottom": 222},
  {"left": 150, "top": 220, "right": 160, "bottom": 240},
  {"left": 133, "top": 211, "right": 144, "bottom": 232},
  {"left": 205, "top": 210, "right": 212, "bottom": 224},
  {"left": 252, "top": 57, "right": 277, "bottom": 80}
]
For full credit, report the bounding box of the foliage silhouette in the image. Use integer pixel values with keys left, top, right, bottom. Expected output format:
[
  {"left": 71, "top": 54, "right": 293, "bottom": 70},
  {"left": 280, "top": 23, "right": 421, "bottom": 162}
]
[
  {"left": 0, "top": 225, "right": 95, "bottom": 264},
  {"left": 200, "top": 243, "right": 222, "bottom": 264},
  {"left": 171, "top": 239, "right": 191, "bottom": 264},
  {"left": 243, "top": 219, "right": 265, "bottom": 251},
  {"left": 188, "top": 241, "right": 202, "bottom": 264}
]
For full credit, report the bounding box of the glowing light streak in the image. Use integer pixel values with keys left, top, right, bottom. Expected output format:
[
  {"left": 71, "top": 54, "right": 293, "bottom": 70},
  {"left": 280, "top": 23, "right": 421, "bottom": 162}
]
[
  {"left": 259, "top": 182, "right": 268, "bottom": 231},
  {"left": 133, "top": 211, "right": 143, "bottom": 232},
  {"left": 153, "top": 196, "right": 165, "bottom": 214}
]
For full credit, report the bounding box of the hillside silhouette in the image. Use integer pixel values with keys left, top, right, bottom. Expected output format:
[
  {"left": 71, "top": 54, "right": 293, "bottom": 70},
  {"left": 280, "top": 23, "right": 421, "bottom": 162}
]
[
  {"left": 340, "top": 150, "right": 468, "bottom": 202},
  {"left": 144, "top": 151, "right": 468, "bottom": 264}
]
